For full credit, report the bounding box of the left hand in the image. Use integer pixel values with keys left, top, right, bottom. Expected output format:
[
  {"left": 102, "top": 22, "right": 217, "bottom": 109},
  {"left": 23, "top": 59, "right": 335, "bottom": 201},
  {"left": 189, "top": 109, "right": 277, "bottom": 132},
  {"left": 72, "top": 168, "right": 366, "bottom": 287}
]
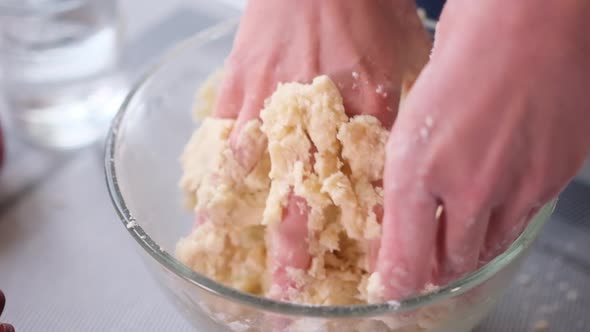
[
  {"left": 212, "top": 0, "right": 432, "bottom": 298},
  {"left": 374, "top": 0, "right": 590, "bottom": 300}
]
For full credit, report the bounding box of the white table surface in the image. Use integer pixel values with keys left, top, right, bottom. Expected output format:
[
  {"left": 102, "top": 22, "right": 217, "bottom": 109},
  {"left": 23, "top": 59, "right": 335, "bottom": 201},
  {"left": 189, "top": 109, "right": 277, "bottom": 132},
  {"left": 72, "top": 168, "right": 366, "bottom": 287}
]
[{"left": 1, "top": 1, "right": 589, "bottom": 331}]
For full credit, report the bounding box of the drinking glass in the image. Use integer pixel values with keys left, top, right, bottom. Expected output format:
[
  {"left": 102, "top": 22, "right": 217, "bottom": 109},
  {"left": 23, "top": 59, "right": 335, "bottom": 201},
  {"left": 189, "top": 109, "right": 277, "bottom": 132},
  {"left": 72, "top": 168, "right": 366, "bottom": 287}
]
[{"left": 0, "top": 0, "right": 125, "bottom": 149}]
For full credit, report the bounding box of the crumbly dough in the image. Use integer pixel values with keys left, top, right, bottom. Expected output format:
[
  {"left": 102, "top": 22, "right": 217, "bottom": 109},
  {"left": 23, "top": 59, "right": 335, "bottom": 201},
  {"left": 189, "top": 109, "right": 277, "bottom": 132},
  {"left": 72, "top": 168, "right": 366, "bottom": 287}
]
[{"left": 176, "top": 75, "right": 389, "bottom": 304}]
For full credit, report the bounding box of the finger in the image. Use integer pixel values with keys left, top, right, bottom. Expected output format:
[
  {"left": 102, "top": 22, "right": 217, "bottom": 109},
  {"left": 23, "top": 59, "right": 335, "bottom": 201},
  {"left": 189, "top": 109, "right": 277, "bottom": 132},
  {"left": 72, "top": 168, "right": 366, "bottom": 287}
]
[
  {"left": 266, "top": 192, "right": 311, "bottom": 300},
  {"left": 357, "top": 82, "right": 400, "bottom": 130},
  {"left": 481, "top": 199, "right": 534, "bottom": 264},
  {"left": 213, "top": 69, "right": 244, "bottom": 119},
  {"left": 440, "top": 205, "right": 491, "bottom": 284},
  {"left": 336, "top": 71, "right": 400, "bottom": 129},
  {"left": 372, "top": 91, "right": 441, "bottom": 301},
  {"left": 374, "top": 184, "right": 440, "bottom": 301},
  {"left": 228, "top": 74, "right": 274, "bottom": 171},
  {"left": 232, "top": 88, "right": 269, "bottom": 127},
  {"left": 227, "top": 59, "right": 318, "bottom": 171},
  {"left": 479, "top": 176, "right": 542, "bottom": 264}
]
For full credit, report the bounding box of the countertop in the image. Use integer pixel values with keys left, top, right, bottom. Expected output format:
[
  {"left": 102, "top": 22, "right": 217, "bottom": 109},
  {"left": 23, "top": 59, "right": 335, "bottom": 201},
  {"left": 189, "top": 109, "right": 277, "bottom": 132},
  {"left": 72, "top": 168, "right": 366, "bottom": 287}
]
[{"left": 1, "top": 1, "right": 589, "bottom": 331}]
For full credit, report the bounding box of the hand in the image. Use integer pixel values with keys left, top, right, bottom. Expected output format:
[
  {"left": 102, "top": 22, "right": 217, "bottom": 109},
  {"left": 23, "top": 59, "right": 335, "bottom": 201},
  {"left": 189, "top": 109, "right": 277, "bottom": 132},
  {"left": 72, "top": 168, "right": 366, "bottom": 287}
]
[
  {"left": 0, "top": 290, "right": 15, "bottom": 332},
  {"left": 374, "top": 0, "right": 590, "bottom": 300},
  {"left": 214, "top": 0, "right": 431, "bottom": 297}
]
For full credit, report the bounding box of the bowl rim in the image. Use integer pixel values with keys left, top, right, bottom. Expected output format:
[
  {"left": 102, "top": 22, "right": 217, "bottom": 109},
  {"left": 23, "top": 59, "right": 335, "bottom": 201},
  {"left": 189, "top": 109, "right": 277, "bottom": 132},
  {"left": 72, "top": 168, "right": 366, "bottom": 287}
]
[
  {"left": 0, "top": 0, "right": 89, "bottom": 16},
  {"left": 104, "top": 17, "right": 557, "bottom": 318}
]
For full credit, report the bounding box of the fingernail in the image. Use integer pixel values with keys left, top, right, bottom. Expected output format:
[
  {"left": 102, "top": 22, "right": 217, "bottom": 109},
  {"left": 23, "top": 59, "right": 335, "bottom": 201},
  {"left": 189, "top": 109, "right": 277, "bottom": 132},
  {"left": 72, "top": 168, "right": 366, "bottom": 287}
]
[{"left": 1, "top": 323, "right": 15, "bottom": 332}]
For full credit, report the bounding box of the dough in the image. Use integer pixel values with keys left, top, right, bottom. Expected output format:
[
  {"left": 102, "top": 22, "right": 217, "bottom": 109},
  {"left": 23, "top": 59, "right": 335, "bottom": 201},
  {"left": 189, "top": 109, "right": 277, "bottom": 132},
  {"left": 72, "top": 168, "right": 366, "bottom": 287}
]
[{"left": 176, "top": 75, "right": 389, "bottom": 304}]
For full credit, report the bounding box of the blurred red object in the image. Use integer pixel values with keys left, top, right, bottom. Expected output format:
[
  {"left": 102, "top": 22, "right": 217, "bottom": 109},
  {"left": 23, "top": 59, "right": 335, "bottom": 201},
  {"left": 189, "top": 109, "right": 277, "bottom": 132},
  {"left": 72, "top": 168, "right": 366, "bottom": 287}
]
[
  {"left": 0, "top": 123, "right": 3, "bottom": 169},
  {"left": 1, "top": 289, "right": 15, "bottom": 331}
]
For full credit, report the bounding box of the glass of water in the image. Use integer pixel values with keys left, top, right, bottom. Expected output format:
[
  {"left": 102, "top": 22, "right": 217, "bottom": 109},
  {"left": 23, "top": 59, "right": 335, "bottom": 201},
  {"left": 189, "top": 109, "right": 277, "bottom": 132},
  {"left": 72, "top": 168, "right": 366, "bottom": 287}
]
[{"left": 0, "top": 0, "right": 125, "bottom": 149}]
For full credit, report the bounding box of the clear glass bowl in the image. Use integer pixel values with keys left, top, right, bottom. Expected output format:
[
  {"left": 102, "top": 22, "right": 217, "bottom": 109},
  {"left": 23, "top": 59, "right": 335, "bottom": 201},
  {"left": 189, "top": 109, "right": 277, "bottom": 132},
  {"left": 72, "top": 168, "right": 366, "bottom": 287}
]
[{"left": 104, "top": 19, "right": 556, "bottom": 332}]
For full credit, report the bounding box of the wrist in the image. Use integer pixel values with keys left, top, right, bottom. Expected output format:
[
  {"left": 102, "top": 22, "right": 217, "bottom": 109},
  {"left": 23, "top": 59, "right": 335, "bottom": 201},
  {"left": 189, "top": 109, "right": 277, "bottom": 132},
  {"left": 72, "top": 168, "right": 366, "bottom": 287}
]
[
  {"left": 434, "top": 0, "right": 590, "bottom": 79},
  {"left": 445, "top": 0, "right": 590, "bottom": 33},
  {"left": 246, "top": 0, "right": 416, "bottom": 20},
  {"left": 325, "top": 0, "right": 417, "bottom": 15}
]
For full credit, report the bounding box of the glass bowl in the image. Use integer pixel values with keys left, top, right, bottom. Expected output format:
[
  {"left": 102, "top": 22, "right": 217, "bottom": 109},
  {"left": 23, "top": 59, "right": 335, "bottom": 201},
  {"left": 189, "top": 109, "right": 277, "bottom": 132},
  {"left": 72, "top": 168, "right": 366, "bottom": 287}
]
[{"left": 104, "top": 18, "right": 556, "bottom": 332}]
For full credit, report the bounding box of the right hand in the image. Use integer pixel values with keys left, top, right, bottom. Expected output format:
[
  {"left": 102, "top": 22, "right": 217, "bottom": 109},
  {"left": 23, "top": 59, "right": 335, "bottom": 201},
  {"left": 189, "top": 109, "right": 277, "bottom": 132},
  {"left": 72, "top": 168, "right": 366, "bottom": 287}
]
[
  {"left": 375, "top": 0, "right": 590, "bottom": 301},
  {"left": 213, "top": 0, "right": 431, "bottom": 299}
]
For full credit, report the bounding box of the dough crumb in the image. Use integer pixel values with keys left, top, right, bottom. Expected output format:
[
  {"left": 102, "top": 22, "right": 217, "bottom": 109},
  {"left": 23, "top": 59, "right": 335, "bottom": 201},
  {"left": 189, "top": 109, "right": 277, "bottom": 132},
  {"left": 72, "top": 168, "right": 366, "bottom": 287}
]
[
  {"left": 566, "top": 289, "right": 578, "bottom": 302},
  {"left": 126, "top": 219, "right": 138, "bottom": 229},
  {"left": 367, "top": 273, "right": 385, "bottom": 303},
  {"left": 420, "top": 127, "right": 429, "bottom": 140},
  {"left": 375, "top": 84, "right": 388, "bottom": 98},
  {"left": 517, "top": 274, "right": 532, "bottom": 287},
  {"left": 425, "top": 115, "right": 434, "bottom": 128},
  {"left": 192, "top": 69, "right": 223, "bottom": 120},
  {"left": 227, "top": 321, "right": 250, "bottom": 332},
  {"left": 533, "top": 319, "right": 549, "bottom": 332},
  {"left": 435, "top": 204, "right": 444, "bottom": 220},
  {"left": 177, "top": 75, "right": 389, "bottom": 304},
  {"left": 538, "top": 303, "right": 559, "bottom": 315}
]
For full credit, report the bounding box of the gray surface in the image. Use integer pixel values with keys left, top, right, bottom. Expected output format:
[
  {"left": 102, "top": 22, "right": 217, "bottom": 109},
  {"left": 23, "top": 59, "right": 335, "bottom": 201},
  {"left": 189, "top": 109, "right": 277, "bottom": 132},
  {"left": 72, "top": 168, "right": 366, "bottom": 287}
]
[
  {"left": 1, "top": 1, "right": 589, "bottom": 331},
  {"left": 0, "top": 147, "right": 194, "bottom": 332},
  {"left": 476, "top": 181, "right": 590, "bottom": 332}
]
